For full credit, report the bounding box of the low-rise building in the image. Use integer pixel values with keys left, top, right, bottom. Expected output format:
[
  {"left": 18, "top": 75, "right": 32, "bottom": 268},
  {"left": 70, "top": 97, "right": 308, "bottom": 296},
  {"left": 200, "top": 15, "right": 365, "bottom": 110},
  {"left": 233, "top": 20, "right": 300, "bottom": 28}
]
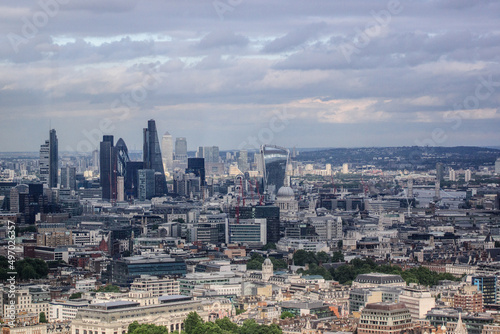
[
  {"left": 358, "top": 302, "right": 413, "bottom": 334},
  {"left": 71, "top": 295, "right": 204, "bottom": 334},
  {"left": 129, "top": 275, "right": 180, "bottom": 297}
]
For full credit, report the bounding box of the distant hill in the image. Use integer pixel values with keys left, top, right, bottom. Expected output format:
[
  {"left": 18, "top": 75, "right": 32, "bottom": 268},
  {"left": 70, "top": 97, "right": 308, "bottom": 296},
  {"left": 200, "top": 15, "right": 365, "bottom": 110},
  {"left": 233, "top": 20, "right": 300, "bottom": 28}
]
[{"left": 294, "top": 146, "right": 500, "bottom": 170}]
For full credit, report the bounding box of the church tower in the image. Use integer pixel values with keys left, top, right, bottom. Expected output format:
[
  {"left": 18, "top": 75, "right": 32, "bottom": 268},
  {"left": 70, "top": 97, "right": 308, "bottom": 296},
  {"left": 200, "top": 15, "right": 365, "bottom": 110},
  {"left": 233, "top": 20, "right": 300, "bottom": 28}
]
[{"left": 262, "top": 258, "right": 273, "bottom": 281}]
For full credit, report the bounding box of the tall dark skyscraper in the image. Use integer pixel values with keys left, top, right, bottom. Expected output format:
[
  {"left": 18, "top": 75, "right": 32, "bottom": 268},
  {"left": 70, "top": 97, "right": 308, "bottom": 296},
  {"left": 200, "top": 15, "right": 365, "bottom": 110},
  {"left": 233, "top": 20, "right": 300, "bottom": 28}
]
[
  {"left": 100, "top": 135, "right": 116, "bottom": 202},
  {"left": 187, "top": 158, "right": 205, "bottom": 186},
  {"left": 39, "top": 129, "right": 58, "bottom": 188},
  {"left": 261, "top": 145, "right": 289, "bottom": 197},
  {"left": 115, "top": 138, "right": 130, "bottom": 201},
  {"left": 175, "top": 137, "right": 188, "bottom": 162},
  {"left": 61, "top": 166, "right": 76, "bottom": 190},
  {"left": 143, "top": 119, "right": 166, "bottom": 195}
]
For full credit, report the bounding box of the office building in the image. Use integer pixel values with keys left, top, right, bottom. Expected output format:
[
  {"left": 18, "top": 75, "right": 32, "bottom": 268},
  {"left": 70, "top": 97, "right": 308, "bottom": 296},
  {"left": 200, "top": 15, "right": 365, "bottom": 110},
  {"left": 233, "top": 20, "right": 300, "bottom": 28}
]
[
  {"left": 229, "top": 206, "right": 280, "bottom": 244},
  {"left": 465, "top": 169, "right": 472, "bottom": 182},
  {"left": 71, "top": 295, "right": 201, "bottom": 334},
  {"left": 109, "top": 255, "right": 186, "bottom": 286},
  {"left": 175, "top": 137, "right": 188, "bottom": 162},
  {"left": 349, "top": 287, "right": 400, "bottom": 313},
  {"left": 238, "top": 150, "right": 249, "bottom": 172},
  {"left": 261, "top": 145, "right": 288, "bottom": 197},
  {"left": 342, "top": 163, "right": 349, "bottom": 174},
  {"left": 178, "top": 272, "right": 242, "bottom": 296},
  {"left": 226, "top": 218, "right": 267, "bottom": 245},
  {"left": 161, "top": 132, "right": 174, "bottom": 175},
  {"left": 436, "top": 162, "right": 444, "bottom": 181},
  {"left": 39, "top": 129, "right": 58, "bottom": 188},
  {"left": 187, "top": 158, "right": 205, "bottom": 186},
  {"left": 472, "top": 276, "right": 496, "bottom": 305},
  {"left": 116, "top": 138, "right": 130, "bottom": 183},
  {"left": 61, "top": 166, "right": 76, "bottom": 190},
  {"left": 138, "top": 169, "right": 155, "bottom": 201},
  {"left": 398, "top": 286, "right": 435, "bottom": 320},
  {"left": 281, "top": 301, "right": 334, "bottom": 319},
  {"left": 125, "top": 161, "right": 144, "bottom": 199},
  {"left": 496, "top": 158, "right": 500, "bottom": 174},
  {"left": 130, "top": 275, "right": 180, "bottom": 297},
  {"left": 454, "top": 285, "right": 483, "bottom": 313},
  {"left": 426, "top": 308, "right": 494, "bottom": 334},
  {"left": 352, "top": 273, "right": 406, "bottom": 289},
  {"left": 92, "top": 149, "right": 99, "bottom": 171},
  {"left": 100, "top": 135, "right": 116, "bottom": 202},
  {"left": 194, "top": 214, "right": 227, "bottom": 244},
  {"left": 358, "top": 302, "right": 413, "bottom": 334},
  {"left": 50, "top": 299, "right": 90, "bottom": 322},
  {"left": 143, "top": 119, "right": 166, "bottom": 195},
  {"left": 197, "top": 146, "right": 219, "bottom": 163},
  {"left": 449, "top": 168, "right": 456, "bottom": 181},
  {"left": 5, "top": 286, "right": 51, "bottom": 323},
  {"left": 117, "top": 176, "right": 125, "bottom": 202}
]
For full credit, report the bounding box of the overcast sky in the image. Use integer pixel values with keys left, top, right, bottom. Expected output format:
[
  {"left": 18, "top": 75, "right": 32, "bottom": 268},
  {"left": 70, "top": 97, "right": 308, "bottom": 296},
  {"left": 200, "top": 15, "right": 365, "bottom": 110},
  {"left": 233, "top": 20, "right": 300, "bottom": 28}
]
[{"left": 1, "top": 0, "right": 499, "bottom": 152}]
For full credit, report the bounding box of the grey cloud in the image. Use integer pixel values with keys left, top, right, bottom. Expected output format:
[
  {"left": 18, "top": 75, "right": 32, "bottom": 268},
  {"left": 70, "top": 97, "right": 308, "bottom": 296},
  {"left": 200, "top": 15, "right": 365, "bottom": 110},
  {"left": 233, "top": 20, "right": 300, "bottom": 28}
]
[
  {"left": 262, "top": 22, "right": 328, "bottom": 53},
  {"left": 197, "top": 31, "right": 249, "bottom": 49}
]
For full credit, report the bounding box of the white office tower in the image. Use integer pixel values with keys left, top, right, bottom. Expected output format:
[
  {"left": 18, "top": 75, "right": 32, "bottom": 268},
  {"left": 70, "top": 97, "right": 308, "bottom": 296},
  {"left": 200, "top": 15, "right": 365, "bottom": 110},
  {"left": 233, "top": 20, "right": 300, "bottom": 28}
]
[
  {"left": 465, "top": 169, "right": 472, "bottom": 182},
  {"left": 117, "top": 176, "right": 124, "bottom": 202},
  {"left": 449, "top": 168, "right": 456, "bottom": 181},
  {"left": 408, "top": 178, "right": 413, "bottom": 198},
  {"left": 161, "top": 132, "right": 174, "bottom": 175},
  {"left": 342, "top": 163, "right": 349, "bottom": 174},
  {"left": 495, "top": 158, "right": 500, "bottom": 174}
]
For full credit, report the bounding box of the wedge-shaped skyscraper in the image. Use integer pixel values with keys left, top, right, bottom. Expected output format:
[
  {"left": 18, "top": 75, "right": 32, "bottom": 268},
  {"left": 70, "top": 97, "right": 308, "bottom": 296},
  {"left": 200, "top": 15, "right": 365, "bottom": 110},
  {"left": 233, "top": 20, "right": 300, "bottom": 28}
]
[{"left": 261, "top": 145, "right": 289, "bottom": 197}]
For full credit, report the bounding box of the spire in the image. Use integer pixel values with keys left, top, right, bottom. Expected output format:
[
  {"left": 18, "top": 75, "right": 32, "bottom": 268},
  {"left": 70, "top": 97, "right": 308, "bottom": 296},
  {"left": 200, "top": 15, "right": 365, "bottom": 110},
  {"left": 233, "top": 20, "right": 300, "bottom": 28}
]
[{"left": 454, "top": 313, "right": 468, "bottom": 334}]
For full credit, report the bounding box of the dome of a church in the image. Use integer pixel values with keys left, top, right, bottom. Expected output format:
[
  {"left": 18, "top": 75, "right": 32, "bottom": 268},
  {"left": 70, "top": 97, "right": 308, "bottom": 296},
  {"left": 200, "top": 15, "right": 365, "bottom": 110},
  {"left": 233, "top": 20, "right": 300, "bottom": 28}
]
[
  {"left": 263, "top": 258, "right": 273, "bottom": 266},
  {"left": 277, "top": 186, "right": 294, "bottom": 197}
]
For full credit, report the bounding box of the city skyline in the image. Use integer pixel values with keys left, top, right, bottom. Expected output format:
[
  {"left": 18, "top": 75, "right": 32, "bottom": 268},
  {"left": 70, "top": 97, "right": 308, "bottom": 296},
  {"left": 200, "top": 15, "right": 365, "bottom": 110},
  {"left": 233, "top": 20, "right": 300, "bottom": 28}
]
[{"left": 0, "top": 1, "right": 499, "bottom": 152}]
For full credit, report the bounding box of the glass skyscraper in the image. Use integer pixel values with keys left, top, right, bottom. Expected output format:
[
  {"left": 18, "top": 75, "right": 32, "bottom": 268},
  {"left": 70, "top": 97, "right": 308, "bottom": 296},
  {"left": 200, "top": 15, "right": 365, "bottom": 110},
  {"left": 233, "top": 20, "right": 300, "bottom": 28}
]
[
  {"left": 39, "top": 129, "right": 58, "bottom": 188},
  {"left": 100, "top": 135, "right": 116, "bottom": 201},
  {"left": 261, "top": 145, "right": 289, "bottom": 197},
  {"left": 143, "top": 119, "right": 166, "bottom": 195},
  {"left": 175, "top": 137, "right": 188, "bottom": 162}
]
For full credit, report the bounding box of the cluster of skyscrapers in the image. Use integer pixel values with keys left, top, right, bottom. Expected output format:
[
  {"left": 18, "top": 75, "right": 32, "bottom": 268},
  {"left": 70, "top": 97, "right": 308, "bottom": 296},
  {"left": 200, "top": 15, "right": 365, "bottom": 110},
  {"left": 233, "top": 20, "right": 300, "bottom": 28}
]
[{"left": 36, "top": 120, "right": 290, "bottom": 205}]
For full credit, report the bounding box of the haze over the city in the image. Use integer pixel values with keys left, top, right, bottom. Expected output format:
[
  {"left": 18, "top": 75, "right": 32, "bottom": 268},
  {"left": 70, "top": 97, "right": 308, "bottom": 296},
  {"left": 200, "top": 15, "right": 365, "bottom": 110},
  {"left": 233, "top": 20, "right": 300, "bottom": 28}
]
[{"left": 0, "top": 0, "right": 499, "bottom": 152}]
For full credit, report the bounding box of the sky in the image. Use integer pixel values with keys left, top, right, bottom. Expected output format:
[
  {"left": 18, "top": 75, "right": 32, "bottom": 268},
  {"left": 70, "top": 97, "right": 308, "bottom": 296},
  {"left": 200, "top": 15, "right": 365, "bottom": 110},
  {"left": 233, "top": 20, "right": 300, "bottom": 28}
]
[{"left": 0, "top": 0, "right": 499, "bottom": 152}]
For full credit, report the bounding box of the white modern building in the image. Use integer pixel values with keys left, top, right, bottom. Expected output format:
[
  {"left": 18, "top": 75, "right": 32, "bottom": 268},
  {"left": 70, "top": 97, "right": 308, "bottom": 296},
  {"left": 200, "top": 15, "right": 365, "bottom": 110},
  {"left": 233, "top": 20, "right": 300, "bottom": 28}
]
[{"left": 130, "top": 275, "right": 180, "bottom": 297}]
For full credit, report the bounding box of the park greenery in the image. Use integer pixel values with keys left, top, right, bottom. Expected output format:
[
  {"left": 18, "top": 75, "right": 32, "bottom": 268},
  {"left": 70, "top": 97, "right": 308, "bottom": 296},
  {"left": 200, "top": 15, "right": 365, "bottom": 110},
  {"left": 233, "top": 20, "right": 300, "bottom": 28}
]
[
  {"left": 0, "top": 256, "right": 48, "bottom": 281},
  {"left": 280, "top": 311, "right": 295, "bottom": 319},
  {"left": 292, "top": 250, "right": 344, "bottom": 266},
  {"left": 128, "top": 312, "right": 282, "bottom": 334},
  {"left": 69, "top": 292, "right": 83, "bottom": 299},
  {"left": 291, "top": 251, "right": 459, "bottom": 287},
  {"left": 246, "top": 253, "right": 287, "bottom": 271},
  {"left": 329, "top": 258, "right": 460, "bottom": 286},
  {"left": 96, "top": 284, "right": 121, "bottom": 292},
  {"left": 261, "top": 243, "right": 277, "bottom": 251}
]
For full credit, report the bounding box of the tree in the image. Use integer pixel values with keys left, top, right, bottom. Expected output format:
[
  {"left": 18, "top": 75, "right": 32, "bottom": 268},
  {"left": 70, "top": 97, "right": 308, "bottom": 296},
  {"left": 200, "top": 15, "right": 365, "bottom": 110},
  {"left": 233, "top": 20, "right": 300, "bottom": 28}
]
[
  {"left": 317, "top": 251, "right": 330, "bottom": 264},
  {"left": 215, "top": 317, "right": 238, "bottom": 333},
  {"left": 39, "top": 312, "right": 47, "bottom": 323},
  {"left": 262, "top": 243, "right": 277, "bottom": 250},
  {"left": 331, "top": 251, "right": 344, "bottom": 263},
  {"left": 69, "top": 292, "right": 82, "bottom": 299},
  {"left": 97, "top": 285, "right": 120, "bottom": 292},
  {"left": 14, "top": 258, "right": 49, "bottom": 280},
  {"left": 128, "top": 321, "right": 167, "bottom": 334},
  {"left": 293, "top": 250, "right": 317, "bottom": 266},
  {"left": 281, "top": 311, "right": 295, "bottom": 319},
  {"left": 184, "top": 312, "right": 204, "bottom": 334},
  {"left": 235, "top": 308, "right": 246, "bottom": 315}
]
